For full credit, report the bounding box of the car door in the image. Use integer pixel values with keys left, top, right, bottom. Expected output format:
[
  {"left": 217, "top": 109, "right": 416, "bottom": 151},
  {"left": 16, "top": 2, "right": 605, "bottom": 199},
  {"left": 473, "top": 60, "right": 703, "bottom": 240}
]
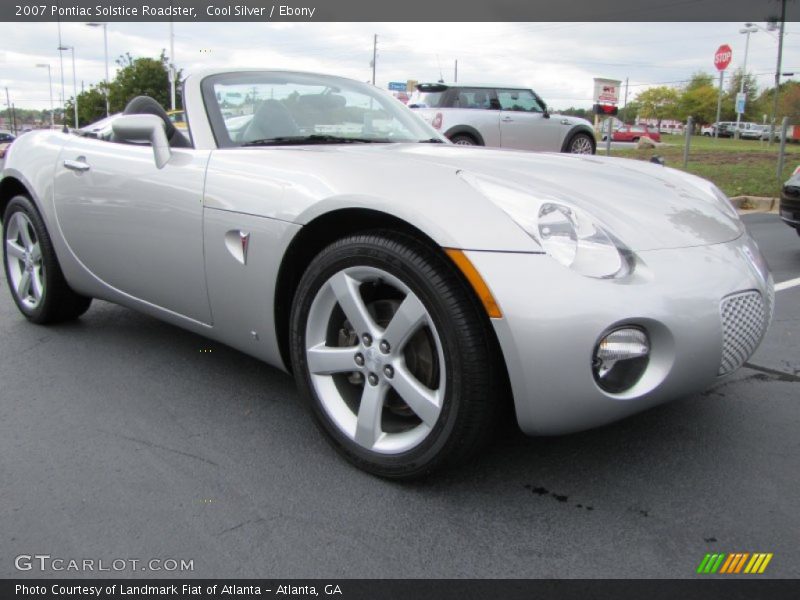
[
  {"left": 53, "top": 134, "right": 213, "bottom": 324},
  {"left": 496, "top": 88, "right": 563, "bottom": 151}
]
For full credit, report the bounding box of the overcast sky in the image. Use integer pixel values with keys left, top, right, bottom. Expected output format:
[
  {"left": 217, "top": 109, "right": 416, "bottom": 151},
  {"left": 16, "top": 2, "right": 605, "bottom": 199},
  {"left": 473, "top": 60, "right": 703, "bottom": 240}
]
[{"left": 1, "top": 21, "right": 798, "bottom": 111}]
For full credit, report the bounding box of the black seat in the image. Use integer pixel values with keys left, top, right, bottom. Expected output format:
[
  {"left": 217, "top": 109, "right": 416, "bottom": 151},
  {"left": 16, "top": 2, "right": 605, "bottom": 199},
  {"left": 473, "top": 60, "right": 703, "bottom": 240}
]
[
  {"left": 121, "top": 96, "right": 191, "bottom": 148},
  {"left": 241, "top": 99, "right": 299, "bottom": 142}
]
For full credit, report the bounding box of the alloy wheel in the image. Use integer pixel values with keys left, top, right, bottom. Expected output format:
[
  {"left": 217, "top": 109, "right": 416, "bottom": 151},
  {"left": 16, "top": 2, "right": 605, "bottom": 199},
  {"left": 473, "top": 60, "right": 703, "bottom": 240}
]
[
  {"left": 304, "top": 266, "right": 445, "bottom": 454},
  {"left": 5, "top": 211, "right": 45, "bottom": 309}
]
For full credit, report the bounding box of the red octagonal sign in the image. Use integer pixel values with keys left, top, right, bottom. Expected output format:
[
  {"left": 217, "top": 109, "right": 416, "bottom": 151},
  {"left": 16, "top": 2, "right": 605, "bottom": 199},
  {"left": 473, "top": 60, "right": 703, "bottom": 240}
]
[{"left": 714, "top": 44, "right": 733, "bottom": 71}]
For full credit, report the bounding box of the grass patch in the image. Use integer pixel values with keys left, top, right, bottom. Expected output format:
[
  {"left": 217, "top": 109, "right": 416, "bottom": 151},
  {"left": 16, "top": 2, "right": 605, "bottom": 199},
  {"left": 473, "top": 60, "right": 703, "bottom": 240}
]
[{"left": 603, "top": 135, "right": 799, "bottom": 198}]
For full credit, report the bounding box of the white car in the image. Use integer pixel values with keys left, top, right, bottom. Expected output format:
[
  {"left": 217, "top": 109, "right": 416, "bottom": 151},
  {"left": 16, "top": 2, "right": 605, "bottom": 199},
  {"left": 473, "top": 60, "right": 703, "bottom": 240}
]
[{"left": 409, "top": 82, "right": 596, "bottom": 154}]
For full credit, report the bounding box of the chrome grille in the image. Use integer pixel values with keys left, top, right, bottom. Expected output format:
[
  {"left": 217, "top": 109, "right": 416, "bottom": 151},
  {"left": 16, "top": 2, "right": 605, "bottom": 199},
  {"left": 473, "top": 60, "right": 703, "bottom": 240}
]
[{"left": 719, "top": 290, "right": 768, "bottom": 376}]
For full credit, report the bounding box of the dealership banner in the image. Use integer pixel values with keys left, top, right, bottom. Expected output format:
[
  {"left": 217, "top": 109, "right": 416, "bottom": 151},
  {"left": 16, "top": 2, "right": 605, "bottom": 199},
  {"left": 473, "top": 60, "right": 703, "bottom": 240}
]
[
  {"left": 3, "top": 579, "right": 800, "bottom": 600},
  {"left": 1, "top": 0, "right": 796, "bottom": 22}
]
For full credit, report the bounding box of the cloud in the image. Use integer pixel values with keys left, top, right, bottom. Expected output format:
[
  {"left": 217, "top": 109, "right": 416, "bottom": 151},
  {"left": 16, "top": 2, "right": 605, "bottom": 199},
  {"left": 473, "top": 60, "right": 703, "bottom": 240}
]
[{"left": 0, "top": 21, "right": 795, "bottom": 110}]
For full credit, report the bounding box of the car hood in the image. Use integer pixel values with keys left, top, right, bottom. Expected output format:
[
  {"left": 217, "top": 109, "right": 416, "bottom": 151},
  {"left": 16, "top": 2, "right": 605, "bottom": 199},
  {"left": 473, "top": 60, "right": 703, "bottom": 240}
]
[{"left": 331, "top": 144, "right": 743, "bottom": 251}]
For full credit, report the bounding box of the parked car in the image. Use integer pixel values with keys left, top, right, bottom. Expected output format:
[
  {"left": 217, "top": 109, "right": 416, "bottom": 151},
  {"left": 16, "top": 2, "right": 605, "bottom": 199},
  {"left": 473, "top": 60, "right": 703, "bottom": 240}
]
[
  {"left": 780, "top": 166, "right": 800, "bottom": 237},
  {"left": 0, "top": 142, "right": 10, "bottom": 159},
  {"left": 0, "top": 131, "right": 15, "bottom": 144},
  {"left": 408, "top": 82, "right": 596, "bottom": 154},
  {"left": 167, "top": 109, "right": 188, "bottom": 131},
  {"left": 610, "top": 124, "right": 661, "bottom": 143},
  {"left": 0, "top": 69, "right": 773, "bottom": 479},
  {"left": 701, "top": 124, "right": 717, "bottom": 136}
]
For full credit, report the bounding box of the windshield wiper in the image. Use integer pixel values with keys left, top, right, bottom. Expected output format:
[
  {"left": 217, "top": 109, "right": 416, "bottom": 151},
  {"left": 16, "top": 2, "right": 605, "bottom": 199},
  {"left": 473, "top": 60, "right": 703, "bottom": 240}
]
[
  {"left": 242, "top": 134, "right": 391, "bottom": 146},
  {"left": 418, "top": 138, "right": 445, "bottom": 143}
]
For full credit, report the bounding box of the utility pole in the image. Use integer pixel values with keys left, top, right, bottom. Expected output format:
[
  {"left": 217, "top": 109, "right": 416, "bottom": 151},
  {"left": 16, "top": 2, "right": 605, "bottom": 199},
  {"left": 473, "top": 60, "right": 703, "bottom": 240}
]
[
  {"left": 11, "top": 103, "right": 18, "bottom": 136},
  {"left": 371, "top": 34, "right": 377, "bottom": 85},
  {"left": 5, "top": 87, "right": 13, "bottom": 134},
  {"left": 454, "top": 59, "right": 458, "bottom": 83},
  {"left": 769, "top": 0, "right": 787, "bottom": 146},
  {"left": 621, "top": 77, "right": 629, "bottom": 123}
]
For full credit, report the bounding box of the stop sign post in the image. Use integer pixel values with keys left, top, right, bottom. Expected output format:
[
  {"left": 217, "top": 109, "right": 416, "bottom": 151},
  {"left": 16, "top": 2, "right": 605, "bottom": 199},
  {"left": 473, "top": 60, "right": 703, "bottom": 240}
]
[{"left": 713, "top": 44, "right": 732, "bottom": 138}]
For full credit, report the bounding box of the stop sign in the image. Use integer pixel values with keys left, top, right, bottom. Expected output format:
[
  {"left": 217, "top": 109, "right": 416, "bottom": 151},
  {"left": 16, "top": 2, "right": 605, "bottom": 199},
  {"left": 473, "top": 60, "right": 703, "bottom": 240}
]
[{"left": 714, "top": 44, "right": 732, "bottom": 71}]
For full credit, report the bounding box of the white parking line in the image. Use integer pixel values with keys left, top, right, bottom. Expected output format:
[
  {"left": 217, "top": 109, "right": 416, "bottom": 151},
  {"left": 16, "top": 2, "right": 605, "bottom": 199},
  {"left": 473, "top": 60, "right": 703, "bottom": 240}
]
[{"left": 776, "top": 277, "right": 800, "bottom": 292}]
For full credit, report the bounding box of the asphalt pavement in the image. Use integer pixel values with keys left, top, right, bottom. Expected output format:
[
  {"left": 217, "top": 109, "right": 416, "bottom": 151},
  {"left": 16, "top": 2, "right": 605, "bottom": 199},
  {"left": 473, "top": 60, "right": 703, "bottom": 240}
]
[{"left": 0, "top": 214, "right": 798, "bottom": 579}]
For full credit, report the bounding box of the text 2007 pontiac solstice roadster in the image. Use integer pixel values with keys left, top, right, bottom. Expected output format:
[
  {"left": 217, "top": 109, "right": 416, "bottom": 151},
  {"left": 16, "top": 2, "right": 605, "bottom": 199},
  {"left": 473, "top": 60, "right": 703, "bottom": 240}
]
[{"left": 1, "top": 69, "right": 773, "bottom": 478}]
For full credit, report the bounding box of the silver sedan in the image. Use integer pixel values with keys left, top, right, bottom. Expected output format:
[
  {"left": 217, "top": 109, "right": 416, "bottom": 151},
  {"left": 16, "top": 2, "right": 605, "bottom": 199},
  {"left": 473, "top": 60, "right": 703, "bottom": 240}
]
[{"left": 0, "top": 69, "right": 773, "bottom": 479}]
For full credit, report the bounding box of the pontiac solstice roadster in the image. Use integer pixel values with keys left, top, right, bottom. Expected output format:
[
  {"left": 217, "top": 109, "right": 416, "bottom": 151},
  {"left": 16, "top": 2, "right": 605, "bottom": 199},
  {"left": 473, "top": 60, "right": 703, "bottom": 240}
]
[{"left": 1, "top": 69, "right": 774, "bottom": 478}]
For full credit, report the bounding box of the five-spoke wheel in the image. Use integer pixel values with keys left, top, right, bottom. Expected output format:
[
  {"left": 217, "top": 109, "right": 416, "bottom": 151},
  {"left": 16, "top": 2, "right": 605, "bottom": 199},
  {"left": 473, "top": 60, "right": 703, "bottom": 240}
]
[
  {"left": 3, "top": 195, "right": 92, "bottom": 323},
  {"left": 290, "top": 232, "right": 503, "bottom": 479},
  {"left": 5, "top": 211, "right": 45, "bottom": 310}
]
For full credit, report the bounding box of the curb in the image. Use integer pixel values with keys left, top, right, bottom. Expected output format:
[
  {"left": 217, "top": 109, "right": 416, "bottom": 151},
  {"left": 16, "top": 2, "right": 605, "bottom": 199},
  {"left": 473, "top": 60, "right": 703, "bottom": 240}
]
[{"left": 730, "top": 195, "right": 778, "bottom": 214}]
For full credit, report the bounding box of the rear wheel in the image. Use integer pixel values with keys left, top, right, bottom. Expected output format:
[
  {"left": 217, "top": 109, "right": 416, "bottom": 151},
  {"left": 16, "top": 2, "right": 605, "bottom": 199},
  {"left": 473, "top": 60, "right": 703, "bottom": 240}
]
[
  {"left": 450, "top": 134, "right": 478, "bottom": 146},
  {"left": 290, "top": 232, "right": 503, "bottom": 479},
  {"left": 3, "top": 195, "right": 91, "bottom": 324}
]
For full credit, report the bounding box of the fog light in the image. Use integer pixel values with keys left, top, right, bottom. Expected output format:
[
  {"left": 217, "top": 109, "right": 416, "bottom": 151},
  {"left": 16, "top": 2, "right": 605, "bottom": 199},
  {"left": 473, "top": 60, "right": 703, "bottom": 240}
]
[{"left": 593, "top": 327, "right": 650, "bottom": 393}]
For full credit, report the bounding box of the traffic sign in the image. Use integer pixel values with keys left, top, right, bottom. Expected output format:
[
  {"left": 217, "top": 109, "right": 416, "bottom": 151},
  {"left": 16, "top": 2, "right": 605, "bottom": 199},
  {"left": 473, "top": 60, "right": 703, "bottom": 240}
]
[
  {"left": 714, "top": 44, "right": 732, "bottom": 71},
  {"left": 388, "top": 81, "right": 406, "bottom": 92}
]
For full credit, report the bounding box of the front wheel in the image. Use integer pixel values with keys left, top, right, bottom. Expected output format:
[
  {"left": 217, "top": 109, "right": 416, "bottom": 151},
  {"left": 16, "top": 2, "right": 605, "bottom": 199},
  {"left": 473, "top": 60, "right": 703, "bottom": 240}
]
[
  {"left": 290, "top": 232, "right": 503, "bottom": 479},
  {"left": 567, "top": 132, "right": 596, "bottom": 154},
  {"left": 3, "top": 195, "right": 92, "bottom": 323}
]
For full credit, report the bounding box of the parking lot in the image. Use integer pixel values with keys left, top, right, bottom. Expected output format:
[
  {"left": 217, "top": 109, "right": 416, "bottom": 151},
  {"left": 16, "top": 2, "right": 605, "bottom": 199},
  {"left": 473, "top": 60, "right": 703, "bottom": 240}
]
[{"left": 0, "top": 213, "right": 798, "bottom": 579}]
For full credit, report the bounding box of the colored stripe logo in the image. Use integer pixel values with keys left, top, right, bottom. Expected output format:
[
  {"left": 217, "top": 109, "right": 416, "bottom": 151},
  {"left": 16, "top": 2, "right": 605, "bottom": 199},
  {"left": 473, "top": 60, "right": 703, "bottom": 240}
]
[{"left": 697, "top": 553, "right": 773, "bottom": 574}]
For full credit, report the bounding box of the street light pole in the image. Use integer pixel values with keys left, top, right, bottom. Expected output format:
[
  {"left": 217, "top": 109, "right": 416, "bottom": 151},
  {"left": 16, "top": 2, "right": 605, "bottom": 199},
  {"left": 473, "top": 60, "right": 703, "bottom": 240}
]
[
  {"left": 35, "top": 63, "right": 54, "bottom": 128},
  {"left": 86, "top": 23, "right": 110, "bottom": 117},
  {"left": 57, "top": 22, "right": 67, "bottom": 130},
  {"left": 735, "top": 25, "right": 758, "bottom": 139},
  {"left": 371, "top": 34, "right": 377, "bottom": 85},
  {"left": 58, "top": 45, "right": 79, "bottom": 129},
  {"left": 169, "top": 21, "right": 176, "bottom": 110}
]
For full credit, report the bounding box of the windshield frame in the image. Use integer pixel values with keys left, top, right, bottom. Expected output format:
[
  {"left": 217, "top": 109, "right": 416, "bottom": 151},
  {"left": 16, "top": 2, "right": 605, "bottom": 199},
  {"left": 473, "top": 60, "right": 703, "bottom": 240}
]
[{"left": 201, "top": 71, "right": 443, "bottom": 148}]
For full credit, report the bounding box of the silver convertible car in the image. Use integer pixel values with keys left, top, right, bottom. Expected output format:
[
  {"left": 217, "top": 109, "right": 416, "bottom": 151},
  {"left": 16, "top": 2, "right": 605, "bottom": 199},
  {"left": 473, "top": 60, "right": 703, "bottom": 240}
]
[{"left": 1, "top": 69, "right": 774, "bottom": 479}]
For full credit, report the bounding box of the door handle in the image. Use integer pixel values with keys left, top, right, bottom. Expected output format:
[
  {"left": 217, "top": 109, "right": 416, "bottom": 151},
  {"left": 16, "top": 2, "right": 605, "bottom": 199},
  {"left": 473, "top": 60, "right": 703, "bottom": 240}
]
[
  {"left": 501, "top": 116, "right": 514, "bottom": 122},
  {"left": 63, "top": 158, "right": 90, "bottom": 172}
]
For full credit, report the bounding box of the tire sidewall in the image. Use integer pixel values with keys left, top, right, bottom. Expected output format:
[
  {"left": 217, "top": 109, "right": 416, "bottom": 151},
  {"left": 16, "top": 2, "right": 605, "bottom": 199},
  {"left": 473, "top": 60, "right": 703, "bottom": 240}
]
[{"left": 290, "top": 237, "right": 472, "bottom": 477}]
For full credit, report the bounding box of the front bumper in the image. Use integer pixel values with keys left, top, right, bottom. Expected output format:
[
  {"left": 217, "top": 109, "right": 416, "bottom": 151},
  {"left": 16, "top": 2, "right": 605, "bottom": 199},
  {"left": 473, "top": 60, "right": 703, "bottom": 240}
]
[
  {"left": 467, "top": 233, "right": 773, "bottom": 435},
  {"left": 779, "top": 193, "right": 800, "bottom": 229}
]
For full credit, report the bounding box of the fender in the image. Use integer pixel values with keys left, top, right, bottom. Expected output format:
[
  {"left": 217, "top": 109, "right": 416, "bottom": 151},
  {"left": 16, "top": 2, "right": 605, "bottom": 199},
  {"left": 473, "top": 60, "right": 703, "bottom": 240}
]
[{"left": 443, "top": 125, "right": 485, "bottom": 146}]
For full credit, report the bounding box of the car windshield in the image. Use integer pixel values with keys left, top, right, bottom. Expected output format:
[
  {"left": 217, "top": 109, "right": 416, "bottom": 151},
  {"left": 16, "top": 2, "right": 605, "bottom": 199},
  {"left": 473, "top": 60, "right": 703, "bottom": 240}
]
[{"left": 203, "top": 71, "right": 441, "bottom": 147}]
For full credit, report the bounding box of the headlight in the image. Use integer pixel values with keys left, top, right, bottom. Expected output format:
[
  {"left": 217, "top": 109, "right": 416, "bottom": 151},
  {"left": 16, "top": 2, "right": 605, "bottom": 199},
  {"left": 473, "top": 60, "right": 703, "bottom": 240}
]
[
  {"left": 459, "top": 171, "right": 631, "bottom": 279},
  {"left": 709, "top": 183, "right": 740, "bottom": 220}
]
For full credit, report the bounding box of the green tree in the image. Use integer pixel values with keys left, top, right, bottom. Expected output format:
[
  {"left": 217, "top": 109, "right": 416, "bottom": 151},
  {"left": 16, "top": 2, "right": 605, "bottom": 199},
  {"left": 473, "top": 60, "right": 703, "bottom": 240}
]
[
  {"left": 676, "top": 72, "right": 719, "bottom": 125},
  {"left": 64, "top": 84, "right": 108, "bottom": 128},
  {"left": 634, "top": 86, "right": 680, "bottom": 128},
  {"left": 107, "top": 51, "right": 182, "bottom": 114},
  {"left": 724, "top": 68, "right": 762, "bottom": 121}
]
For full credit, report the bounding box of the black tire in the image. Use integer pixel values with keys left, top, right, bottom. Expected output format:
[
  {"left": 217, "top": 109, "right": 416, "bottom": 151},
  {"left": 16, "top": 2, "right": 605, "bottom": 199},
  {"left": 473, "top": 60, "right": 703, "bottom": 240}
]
[
  {"left": 632, "top": 137, "right": 640, "bottom": 143},
  {"left": 289, "top": 231, "right": 504, "bottom": 479},
  {"left": 567, "top": 132, "right": 596, "bottom": 154},
  {"left": 3, "top": 195, "right": 92, "bottom": 324},
  {"left": 449, "top": 134, "right": 478, "bottom": 146}
]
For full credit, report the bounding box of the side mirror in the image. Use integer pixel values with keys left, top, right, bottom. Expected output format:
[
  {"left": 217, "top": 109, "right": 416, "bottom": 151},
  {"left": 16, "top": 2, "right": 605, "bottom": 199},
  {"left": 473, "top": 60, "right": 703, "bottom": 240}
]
[
  {"left": 111, "top": 114, "right": 172, "bottom": 169},
  {"left": 542, "top": 106, "right": 550, "bottom": 119}
]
